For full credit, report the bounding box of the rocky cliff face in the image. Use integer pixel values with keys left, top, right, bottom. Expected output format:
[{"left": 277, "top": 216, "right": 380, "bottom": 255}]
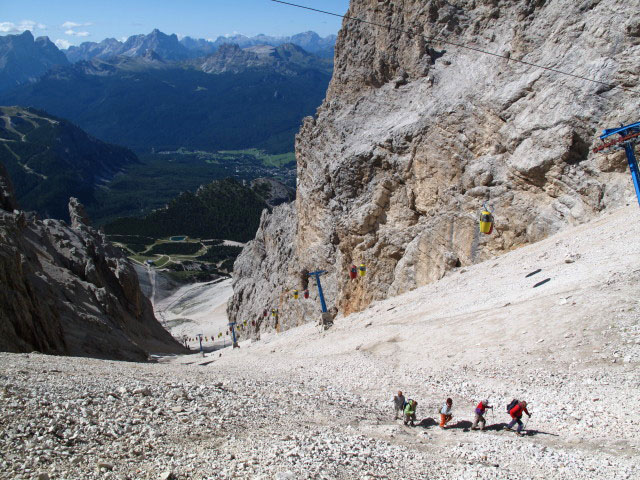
[
  {"left": 229, "top": 0, "right": 640, "bottom": 329},
  {"left": 228, "top": 203, "right": 322, "bottom": 336},
  {"left": 0, "top": 169, "right": 184, "bottom": 360}
]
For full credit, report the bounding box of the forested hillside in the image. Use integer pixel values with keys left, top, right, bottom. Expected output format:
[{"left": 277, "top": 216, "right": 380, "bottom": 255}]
[
  {"left": 105, "top": 178, "right": 269, "bottom": 241},
  {"left": 0, "top": 106, "right": 137, "bottom": 220}
]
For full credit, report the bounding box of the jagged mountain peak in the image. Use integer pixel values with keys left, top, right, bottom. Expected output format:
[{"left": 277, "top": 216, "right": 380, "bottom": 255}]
[
  {"left": 63, "top": 29, "right": 338, "bottom": 63},
  {"left": 0, "top": 30, "right": 69, "bottom": 91},
  {"left": 199, "top": 41, "right": 330, "bottom": 75},
  {"left": 14, "top": 30, "right": 34, "bottom": 42},
  {"left": 119, "top": 29, "right": 189, "bottom": 61}
]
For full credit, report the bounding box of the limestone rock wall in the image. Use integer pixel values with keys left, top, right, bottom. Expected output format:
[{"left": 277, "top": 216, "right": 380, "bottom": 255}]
[
  {"left": 229, "top": 0, "right": 640, "bottom": 330},
  {"left": 0, "top": 175, "right": 185, "bottom": 360},
  {"left": 228, "top": 204, "right": 326, "bottom": 335}
]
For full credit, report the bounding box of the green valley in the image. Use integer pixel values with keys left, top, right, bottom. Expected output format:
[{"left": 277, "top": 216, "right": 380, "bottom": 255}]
[
  {"left": 112, "top": 235, "right": 242, "bottom": 281},
  {"left": 88, "top": 148, "right": 295, "bottom": 225},
  {"left": 103, "top": 177, "right": 290, "bottom": 281}
]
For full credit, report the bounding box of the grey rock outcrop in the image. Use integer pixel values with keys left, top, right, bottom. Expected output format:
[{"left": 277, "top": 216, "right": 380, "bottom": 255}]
[
  {"left": 229, "top": 0, "right": 640, "bottom": 330},
  {"left": 68, "top": 197, "right": 91, "bottom": 229},
  {"left": 0, "top": 162, "right": 17, "bottom": 212},
  {"left": 0, "top": 184, "right": 184, "bottom": 360}
]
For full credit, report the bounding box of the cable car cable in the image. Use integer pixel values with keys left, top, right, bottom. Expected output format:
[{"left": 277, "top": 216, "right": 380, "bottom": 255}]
[{"left": 270, "top": 0, "right": 640, "bottom": 95}]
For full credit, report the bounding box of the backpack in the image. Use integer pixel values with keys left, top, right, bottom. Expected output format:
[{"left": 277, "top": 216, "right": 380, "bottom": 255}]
[{"left": 507, "top": 399, "right": 519, "bottom": 413}]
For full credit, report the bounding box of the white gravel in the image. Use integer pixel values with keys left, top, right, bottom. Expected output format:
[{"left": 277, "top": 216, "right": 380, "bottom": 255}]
[
  {"left": 1, "top": 205, "right": 639, "bottom": 479},
  {"left": 154, "top": 277, "right": 233, "bottom": 339}
]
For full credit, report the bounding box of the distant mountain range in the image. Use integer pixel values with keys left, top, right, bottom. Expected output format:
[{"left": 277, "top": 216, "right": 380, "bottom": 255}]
[
  {"left": 196, "top": 43, "right": 330, "bottom": 75},
  {"left": 0, "top": 28, "right": 329, "bottom": 222},
  {"left": 0, "top": 42, "right": 331, "bottom": 153},
  {"left": 65, "top": 29, "right": 336, "bottom": 63},
  {"left": 0, "top": 106, "right": 138, "bottom": 220},
  {"left": 0, "top": 28, "right": 336, "bottom": 95},
  {"left": 0, "top": 29, "right": 334, "bottom": 154}
]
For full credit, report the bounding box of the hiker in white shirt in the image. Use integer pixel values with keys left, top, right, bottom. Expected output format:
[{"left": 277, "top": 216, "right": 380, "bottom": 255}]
[{"left": 439, "top": 398, "right": 453, "bottom": 429}]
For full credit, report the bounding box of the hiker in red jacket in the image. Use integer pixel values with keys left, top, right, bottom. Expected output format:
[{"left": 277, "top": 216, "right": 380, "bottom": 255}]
[
  {"left": 471, "top": 399, "right": 493, "bottom": 431},
  {"left": 505, "top": 401, "right": 531, "bottom": 436}
]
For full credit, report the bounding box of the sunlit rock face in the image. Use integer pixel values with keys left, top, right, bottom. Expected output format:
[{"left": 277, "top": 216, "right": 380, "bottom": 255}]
[{"left": 229, "top": 0, "right": 640, "bottom": 329}]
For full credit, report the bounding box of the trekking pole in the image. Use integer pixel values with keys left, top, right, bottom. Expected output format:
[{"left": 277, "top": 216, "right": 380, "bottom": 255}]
[{"left": 523, "top": 413, "right": 532, "bottom": 432}]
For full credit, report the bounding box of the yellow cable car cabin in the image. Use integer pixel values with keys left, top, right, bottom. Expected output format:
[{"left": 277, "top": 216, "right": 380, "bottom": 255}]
[
  {"left": 293, "top": 289, "right": 299, "bottom": 299},
  {"left": 358, "top": 263, "right": 366, "bottom": 277},
  {"left": 479, "top": 209, "right": 494, "bottom": 234}
]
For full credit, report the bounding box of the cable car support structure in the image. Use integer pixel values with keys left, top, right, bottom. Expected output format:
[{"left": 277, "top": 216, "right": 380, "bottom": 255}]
[{"left": 593, "top": 121, "right": 640, "bottom": 208}]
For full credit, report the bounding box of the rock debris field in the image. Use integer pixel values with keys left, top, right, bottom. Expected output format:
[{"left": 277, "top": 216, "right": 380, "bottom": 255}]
[{"left": 1, "top": 206, "right": 640, "bottom": 479}]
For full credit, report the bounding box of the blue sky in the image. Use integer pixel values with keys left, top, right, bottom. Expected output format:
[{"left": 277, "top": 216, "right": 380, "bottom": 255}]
[{"left": 0, "top": 0, "right": 350, "bottom": 49}]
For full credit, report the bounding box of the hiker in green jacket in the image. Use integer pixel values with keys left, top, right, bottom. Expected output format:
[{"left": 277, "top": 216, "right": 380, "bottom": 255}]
[{"left": 404, "top": 399, "right": 417, "bottom": 427}]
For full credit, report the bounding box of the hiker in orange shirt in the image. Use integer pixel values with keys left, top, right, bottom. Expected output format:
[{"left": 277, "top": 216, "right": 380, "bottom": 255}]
[{"left": 439, "top": 398, "right": 453, "bottom": 429}]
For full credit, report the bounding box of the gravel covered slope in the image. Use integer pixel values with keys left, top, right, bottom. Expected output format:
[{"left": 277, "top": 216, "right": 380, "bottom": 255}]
[{"left": 1, "top": 205, "right": 639, "bottom": 479}]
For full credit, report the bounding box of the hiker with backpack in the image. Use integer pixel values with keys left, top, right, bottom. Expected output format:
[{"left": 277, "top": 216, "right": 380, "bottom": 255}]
[
  {"left": 505, "top": 400, "right": 531, "bottom": 436},
  {"left": 403, "top": 399, "right": 417, "bottom": 426},
  {"left": 439, "top": 398, "right": 453, "bottom": 429},
  {"left": 393, "top": 391, "right": 406, "bottom": 420},
  {"left": 471, "top": 399, "right": 493, "bottom": 431}
]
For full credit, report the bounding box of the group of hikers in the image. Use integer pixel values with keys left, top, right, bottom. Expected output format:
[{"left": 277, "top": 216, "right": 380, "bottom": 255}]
[{"left": 393, "top": 391, "right": 532, "bottom": 436}]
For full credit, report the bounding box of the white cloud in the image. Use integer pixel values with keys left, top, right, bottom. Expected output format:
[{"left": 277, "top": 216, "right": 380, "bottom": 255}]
[
  {"left": 55, "top": 39, "right": 72, "bottom": 49},
  {"left": 64, "top": 29, "right": 90, "bottom": 37},
  {"left": 61, "top": 21, "right": 92, "bottom": 29},
  {"left": 61, "top": 21, "right": 92, "bottom": 39},
  {"left": 0, "top": 20, "right": 46, "bottom": 34}
]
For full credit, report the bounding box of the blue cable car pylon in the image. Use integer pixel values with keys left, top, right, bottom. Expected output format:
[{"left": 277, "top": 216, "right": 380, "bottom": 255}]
[
  {"left": 307, "top": 270, "right": 328, "bottom": 313},
  {"left": 228, "top": 321, "right": 239, "bottom": 348},
  {"left": 593, "top": 121, "right": 640, "bottom": 207}
]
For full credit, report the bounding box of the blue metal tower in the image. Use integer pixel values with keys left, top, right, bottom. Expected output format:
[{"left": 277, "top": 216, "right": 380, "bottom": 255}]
[
  {"left": 593, "top": 121, "right": 640, "bottom": 207},
  {"left": 228, "top": 321, "right": 238, "bottom": 348},
  {"left": 307, "top": 270, "right": 328, "bottom": 313}
]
